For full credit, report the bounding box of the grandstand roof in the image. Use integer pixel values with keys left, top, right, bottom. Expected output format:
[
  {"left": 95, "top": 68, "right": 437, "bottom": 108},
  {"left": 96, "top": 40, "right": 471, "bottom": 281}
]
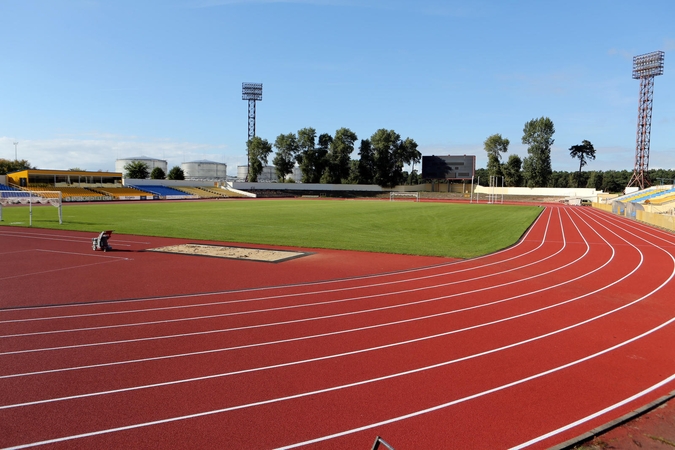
[
  {"left": 7, "top": 169, "right": 122, "bottom": 177},
  {"left": 6, "top": 169, "right": 123, "bottom": 187}
]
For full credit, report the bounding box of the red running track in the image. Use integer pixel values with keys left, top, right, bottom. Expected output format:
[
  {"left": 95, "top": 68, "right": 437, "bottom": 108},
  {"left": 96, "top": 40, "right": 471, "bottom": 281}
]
[{"left": 1, "top": 204, "right": 675, "bottom": 449}]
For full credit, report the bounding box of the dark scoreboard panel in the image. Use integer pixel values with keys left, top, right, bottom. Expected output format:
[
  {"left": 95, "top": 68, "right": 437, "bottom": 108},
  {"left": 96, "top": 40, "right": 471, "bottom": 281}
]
[{"left": 421, "top": 155, "right": 475, "bottom": 180}]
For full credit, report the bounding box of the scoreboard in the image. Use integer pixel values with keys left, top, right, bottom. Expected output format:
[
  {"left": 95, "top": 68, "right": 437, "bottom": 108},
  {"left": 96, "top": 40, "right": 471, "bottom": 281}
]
[{"left": 421, "top": 155, "right": 475, "bottom": 180}]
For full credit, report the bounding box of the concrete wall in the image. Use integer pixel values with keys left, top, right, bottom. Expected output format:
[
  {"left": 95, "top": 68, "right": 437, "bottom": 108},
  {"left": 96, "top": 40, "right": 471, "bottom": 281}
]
[
  {"left": 475, "top": 186, "right": 601, "bottom": 199},
  {"left": 0, "top": 175, "right": 6, "bottom": 186}
]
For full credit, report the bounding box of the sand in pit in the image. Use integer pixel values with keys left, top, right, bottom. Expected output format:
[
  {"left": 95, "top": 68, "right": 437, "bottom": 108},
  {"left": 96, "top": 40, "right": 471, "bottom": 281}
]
[{"left": 147, "top": 243, "right": 310, "bottom": 263}]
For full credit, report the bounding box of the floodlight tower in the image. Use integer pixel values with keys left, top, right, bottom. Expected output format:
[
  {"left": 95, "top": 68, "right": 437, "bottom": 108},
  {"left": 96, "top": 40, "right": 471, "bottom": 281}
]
[
  {"left": 626, "top": 51, "right": 665, "bottom": 190},
  {"left": 242, "top": 83, "right": 262, "bottom": 181},
  {"left": 13, "top": 142, "right": 18, "bottom": 161}
]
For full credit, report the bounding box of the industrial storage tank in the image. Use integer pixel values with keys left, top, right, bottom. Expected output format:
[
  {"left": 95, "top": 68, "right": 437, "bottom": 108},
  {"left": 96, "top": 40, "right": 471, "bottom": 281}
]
[
  {"left": 115, "top": 156, "right": 167, "bottom": 177},
  {"left": 237, "top": 165, "right": 277, "bottom": 182},
  {"left": 181, "top": 160, "right": 227, "bottom": 180}
]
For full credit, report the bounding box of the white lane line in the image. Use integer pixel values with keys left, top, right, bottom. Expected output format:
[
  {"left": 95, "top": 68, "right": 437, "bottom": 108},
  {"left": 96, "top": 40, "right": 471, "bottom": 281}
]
[
  {"left": 0, "top": 213, "right": 583, "bottom": 352},
  {"left": 0, "top": 207, "right": 549, "bottom": 314},
  {"left": 0, "top": 259, "right": 129, "bottom": 282},
  {"left": 0, "top": 230, "right": 148, "bottom": 245},
  {"left": 0, "top": 210, "right": 642, "bottom": 410},
  {"left": 6, "top": 315, "right": 675, "bottom": 450},
  {"left": 0, "top": 209, "right": 587, "bottom": 366},
  {"left": 584, "top": 207, "right": 675, "bottom": 247},
  {"left": 278, "top": 319, "right": 675, "bottom": 449},
  {"left": 34, "top": 249, "right": 130, "bottom": 260},
  {"left": 0, "top": 210, "right": 562, "bottom": 336},
  {"left": 511, "top": 376, "right": 675, "bottom": 449}
]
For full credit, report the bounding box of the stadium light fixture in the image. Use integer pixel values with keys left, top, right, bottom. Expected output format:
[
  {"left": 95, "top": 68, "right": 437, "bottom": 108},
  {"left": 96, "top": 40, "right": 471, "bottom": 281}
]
[
  {"left": 242, "top": 82, "right": 263, "bottom": 181},
  {"left": 627, "top": 51, "right": 665, "bottom": 190}
]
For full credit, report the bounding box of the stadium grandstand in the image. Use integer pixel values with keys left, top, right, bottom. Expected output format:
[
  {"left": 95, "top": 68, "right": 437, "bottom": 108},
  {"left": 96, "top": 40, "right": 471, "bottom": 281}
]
[
  {"left": 611, "top": 185, "right": 675, "bottom": 214},
  {"left": 2, "top": 168, "right": 252, "bottom": 201}
]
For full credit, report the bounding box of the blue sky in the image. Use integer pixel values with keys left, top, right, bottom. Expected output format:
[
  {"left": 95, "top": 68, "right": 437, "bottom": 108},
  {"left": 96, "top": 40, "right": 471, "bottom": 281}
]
[{"left": 1, "top": 0, "right": 673, "bottom": 176}]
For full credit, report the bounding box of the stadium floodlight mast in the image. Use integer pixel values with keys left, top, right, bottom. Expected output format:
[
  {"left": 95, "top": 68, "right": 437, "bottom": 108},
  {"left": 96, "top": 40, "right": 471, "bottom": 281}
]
[
  {"left": 13, "top": 142, "right": 18, "bottom": 161},
  {"left": 626, "top": 50, "right": 665, "bottom": 190},
  {"left": 242, "top": 82, "right": 263, "bottom": 180}
]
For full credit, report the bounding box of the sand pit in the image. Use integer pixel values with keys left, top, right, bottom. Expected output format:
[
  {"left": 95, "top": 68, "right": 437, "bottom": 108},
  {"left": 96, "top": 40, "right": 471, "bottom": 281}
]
[{"left": 147, "top": 243, "right": 310, "bottom": 263}]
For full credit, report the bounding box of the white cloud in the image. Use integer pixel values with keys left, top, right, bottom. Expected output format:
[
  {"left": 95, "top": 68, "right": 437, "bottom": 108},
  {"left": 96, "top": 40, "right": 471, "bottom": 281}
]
[
  {"left": 607, "top": 48, "right": 634, "bottom": 61},
  {"left": 0, "top": 136, "right": 242, "bottom": 175}
]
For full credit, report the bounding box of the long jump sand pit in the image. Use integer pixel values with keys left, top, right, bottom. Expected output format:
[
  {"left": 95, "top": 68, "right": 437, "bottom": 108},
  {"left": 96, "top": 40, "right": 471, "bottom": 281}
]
[{"left": 147, "top": 243, "right": 311, "bottom": 263}]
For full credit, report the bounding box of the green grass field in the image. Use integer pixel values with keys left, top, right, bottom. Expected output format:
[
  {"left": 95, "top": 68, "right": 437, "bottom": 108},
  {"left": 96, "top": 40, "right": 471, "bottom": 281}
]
[{"left": 0, "top": 199, "right": 542, "bottom": 258}]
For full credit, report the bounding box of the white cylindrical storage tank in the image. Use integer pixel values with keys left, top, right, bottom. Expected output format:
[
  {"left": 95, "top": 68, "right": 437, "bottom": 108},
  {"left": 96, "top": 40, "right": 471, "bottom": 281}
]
[
  {"left": 236, "top": 165, "right": 277, "bottom": 182},
  {"left": 116, "top": 156, "right": 168, "bottom": 177},
  {"left": 290, "top": 166, "right": 303, "bottom": 182},
  {"left": 181, "top": 160, "right": 227, "bottom": 179},
  {"left": 237, "top": 165, "right": 249, "bottom": 181}
]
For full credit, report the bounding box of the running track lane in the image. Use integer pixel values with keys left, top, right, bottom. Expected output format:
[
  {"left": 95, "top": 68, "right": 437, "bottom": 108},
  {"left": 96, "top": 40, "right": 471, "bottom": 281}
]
[{"left": 1, "top": 205, "right": 674, "bottom": 449}]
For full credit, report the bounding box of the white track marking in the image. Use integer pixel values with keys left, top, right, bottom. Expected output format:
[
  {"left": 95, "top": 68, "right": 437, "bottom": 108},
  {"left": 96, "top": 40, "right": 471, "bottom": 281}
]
[
  {"left": 0, "top": 210, "right": 563, "bottom": 336},
  {"left": 1, "top": 214, "right": 594, "bottom": 354},
  {"left": 0, "top": 209, "right": 601, "bottom": 365},
  {"left": 35, "top": 249, "right": 130, "bottom": 260},
  {"left": 278, "top": 320, "right": 675, "bottom": 449},
  {"left": 4, "top": 207, "right": 675, "bottom": 449},
  {"left": 6, "top": 316, "right": 675, "bottom": 450},
  {"left": 0, "top": 208, "right": 549, "bottom": 314},
  {"left": 0, "top": 229, "right": 148, "bottom": 244},
  {"left": 1, "top": 209, "right": 656, "bottom": 411},
  {"left": 0, "top": 258, "right": 129, "bottom": 282},
  {"left": 510, "top": 373, "right": 675, "bottom": 449}
]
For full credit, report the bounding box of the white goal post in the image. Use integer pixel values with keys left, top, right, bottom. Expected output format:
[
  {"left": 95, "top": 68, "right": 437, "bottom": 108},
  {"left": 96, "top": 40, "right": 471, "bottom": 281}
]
[
  {"left": 0, "top": 191, "right": 63, "bottom": 225},
  {"left": 389, "top": 191, "right": 420, "bottom": 202}
]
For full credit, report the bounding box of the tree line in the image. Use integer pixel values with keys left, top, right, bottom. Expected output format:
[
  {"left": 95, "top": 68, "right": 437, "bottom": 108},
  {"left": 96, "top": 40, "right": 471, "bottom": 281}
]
[
  {"left": 482, "top": 116, "right": 604, "bottom": 189},
  {"left": 0, "top": 159, "right": 33, "bottom": 175},
  {"left": 476, "top": 168, "right": 675, "bottom": 193},
  {"left": 123, "top": 161, "right": 185, "bottom": 180},
  {"left": 246, "top": 127, "right": 421, "bottom": 187}
]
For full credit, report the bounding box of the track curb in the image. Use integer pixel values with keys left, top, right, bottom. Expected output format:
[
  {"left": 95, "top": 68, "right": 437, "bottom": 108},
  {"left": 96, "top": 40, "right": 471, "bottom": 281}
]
[{"left": 551, "top": 390, "right": 675, "bottom": 449}]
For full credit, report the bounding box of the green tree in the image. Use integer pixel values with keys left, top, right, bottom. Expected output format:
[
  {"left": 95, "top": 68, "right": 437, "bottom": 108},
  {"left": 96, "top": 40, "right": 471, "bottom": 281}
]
[
  {"left": 483, "top": 134, "right": 510, "bottom": 178},
  {"left": 167, "top": 166, "right": 185, "bottom": 180},
  {"left": 0, "top": 158, "right": 33, "bottom": 175},
  {"left": 246, "top": 136, "right": 273, "bottom": 182},
  {"left": 370, "top": 130, "right": 420, "bottom": 187},
  {"left": 273, "top": 132, "right": 300, "bottom": 182},
  {"left": 124, "top": 161, "right": 150, "bottom": 179},
  {"left": 601, "top": 170, "right": 622, "bottom": 193},
  {"left": 150, "top": 167, "right": 166, "bottom": 180},
  {"left": 371, "top": 129, "right": 400, "bottom": 187},
  {"left": 398, "top": 137, "right": 421, "bottom": 184},
  {"left": 586, "top": 171, "right": 603, "bottom": 190},
  {"left": 323, "top": 127, "right": 358, "bottom": 184},
  {"left": 569, "top": 140, "right": 596, "bottom": 188},
  {"left": 522, "top": 117, "right": 555, "bottom": 187},
  {"left": 68, "top": 167, "right": 84, "bottom": 171},
  {"left": 296, "top": 127, "right": 328, "bottom": 183},
  {"left": 355, "top": 139, "right": 375, "bottom": 184},
  {"left": 503, "top": 154, "right": 522, "bottom": 187}
]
